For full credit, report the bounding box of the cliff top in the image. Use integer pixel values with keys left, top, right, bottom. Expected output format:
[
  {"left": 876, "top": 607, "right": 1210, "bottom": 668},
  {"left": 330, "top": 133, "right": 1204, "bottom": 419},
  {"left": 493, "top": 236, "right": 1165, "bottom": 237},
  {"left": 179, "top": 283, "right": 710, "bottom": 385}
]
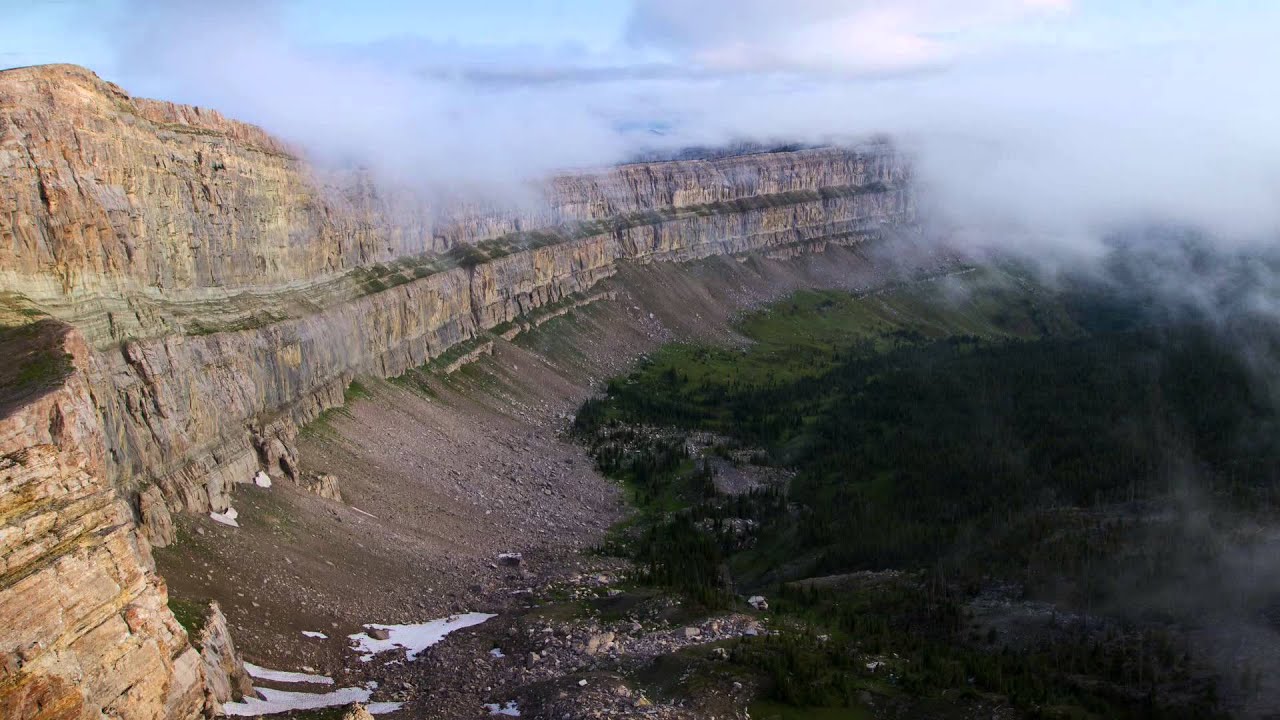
[
  {"left": 0, "top": 64, "right": 881, "bottom": 175},
  {"left": 0, "top": 62, "right": 293, "bottom": 156}
]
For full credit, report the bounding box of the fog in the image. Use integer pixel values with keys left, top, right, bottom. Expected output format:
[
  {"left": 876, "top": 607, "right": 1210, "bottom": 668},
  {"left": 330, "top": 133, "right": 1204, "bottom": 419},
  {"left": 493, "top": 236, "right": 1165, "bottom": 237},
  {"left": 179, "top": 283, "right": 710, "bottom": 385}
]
[{"left": 106, "top": 0, "right": 1279, "bottom": 254}]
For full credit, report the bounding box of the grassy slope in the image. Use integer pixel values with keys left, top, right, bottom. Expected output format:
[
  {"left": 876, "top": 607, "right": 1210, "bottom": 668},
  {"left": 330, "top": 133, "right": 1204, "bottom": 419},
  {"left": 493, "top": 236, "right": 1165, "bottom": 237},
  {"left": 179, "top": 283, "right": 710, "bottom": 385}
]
[{"left": 572, "top": 266, "right": 1246, "bottom": 718}]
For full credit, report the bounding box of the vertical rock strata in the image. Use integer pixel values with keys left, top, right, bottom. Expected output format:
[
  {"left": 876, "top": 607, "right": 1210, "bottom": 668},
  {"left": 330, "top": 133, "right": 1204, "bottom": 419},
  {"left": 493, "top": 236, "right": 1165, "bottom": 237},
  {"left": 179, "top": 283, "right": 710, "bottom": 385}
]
[{"left": 0, "top": 322, "right": 206, "bottom": 719}]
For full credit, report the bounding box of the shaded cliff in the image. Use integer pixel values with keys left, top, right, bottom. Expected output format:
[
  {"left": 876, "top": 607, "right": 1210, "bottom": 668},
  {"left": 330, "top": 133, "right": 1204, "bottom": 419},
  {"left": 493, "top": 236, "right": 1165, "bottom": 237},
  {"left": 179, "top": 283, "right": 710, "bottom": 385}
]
[{"left": 0, "top": 64, "right": 914, "bottom": 534}]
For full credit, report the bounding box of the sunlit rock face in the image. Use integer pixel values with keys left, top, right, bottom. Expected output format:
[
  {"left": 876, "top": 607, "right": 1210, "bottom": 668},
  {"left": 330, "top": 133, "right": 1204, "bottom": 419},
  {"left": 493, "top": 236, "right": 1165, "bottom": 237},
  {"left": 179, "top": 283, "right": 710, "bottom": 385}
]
[
  {"left": 0, "top": 62, "right": 916, "bottom": 720},
  {"left": 0, "top": 65, "right": 907, "bottom": 309},
  {"left": 0, "top": 322, "right": 208, "bottom": 720},
  {"left": 0, "top": 63, "right": 913, "bottom": 535}
]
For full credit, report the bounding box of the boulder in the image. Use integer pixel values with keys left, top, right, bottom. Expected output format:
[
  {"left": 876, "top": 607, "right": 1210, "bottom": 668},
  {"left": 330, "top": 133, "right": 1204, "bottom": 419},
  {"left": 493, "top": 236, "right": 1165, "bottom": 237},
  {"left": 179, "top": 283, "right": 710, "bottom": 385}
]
[
  {"left": 342, "top": 703, "right": 376, "bottom": 720},
  {"left": 305, "top": 473, "right": 343, "bottom": 502},
  {"left": 585, "top": 632, "right": 615, "bottom": 656}
]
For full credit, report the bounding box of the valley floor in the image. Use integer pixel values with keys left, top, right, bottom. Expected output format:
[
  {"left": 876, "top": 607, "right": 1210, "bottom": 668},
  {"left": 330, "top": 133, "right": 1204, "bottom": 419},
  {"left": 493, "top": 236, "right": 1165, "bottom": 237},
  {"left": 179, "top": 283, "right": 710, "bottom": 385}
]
[{"left": 153, "top": 243, "right": 953, "bottom": 719}]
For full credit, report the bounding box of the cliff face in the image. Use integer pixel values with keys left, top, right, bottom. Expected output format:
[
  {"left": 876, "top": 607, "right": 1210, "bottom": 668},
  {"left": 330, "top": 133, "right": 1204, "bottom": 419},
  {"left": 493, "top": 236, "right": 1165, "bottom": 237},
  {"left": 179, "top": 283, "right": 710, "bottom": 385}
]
[
  {"left": 0, "top": 63, "right": 917, "bottom": 720},
  {"left": 0, "top": 321, "right": 207, "bottom": 720},
  {"left": 1, "top": 64, "right": 903, "bottom": 305},
  {"left": 0, "top": 63, "right": 913, "bottom": 528}
]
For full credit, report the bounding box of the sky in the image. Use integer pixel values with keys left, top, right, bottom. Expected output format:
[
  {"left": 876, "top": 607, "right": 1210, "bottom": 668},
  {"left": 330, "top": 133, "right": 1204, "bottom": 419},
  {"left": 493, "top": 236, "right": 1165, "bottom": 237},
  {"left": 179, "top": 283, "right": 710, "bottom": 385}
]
[
  {"left": 5, "top": 1, "right": 1268, "bottom": 79},
  {"left": 3, "top": 1, "right": 1279, "bottom": 250}
]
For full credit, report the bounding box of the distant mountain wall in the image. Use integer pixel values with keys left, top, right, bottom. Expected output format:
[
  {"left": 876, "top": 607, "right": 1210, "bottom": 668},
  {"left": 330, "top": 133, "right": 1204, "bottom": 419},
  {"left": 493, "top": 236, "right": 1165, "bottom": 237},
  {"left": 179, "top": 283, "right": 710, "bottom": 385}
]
[{"left": 0, "top": 64, "right": 914, "bottom": 538}]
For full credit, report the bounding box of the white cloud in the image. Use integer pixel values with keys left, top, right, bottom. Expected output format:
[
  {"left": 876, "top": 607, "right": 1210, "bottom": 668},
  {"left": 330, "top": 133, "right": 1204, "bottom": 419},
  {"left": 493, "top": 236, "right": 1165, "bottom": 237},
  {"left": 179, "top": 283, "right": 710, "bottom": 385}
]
[
  {"left": 106, "top": 0, "right": 1280, "bottom": 252},
  {"left": 625, "top": 0, "right": 1074, "bottom": 74}
]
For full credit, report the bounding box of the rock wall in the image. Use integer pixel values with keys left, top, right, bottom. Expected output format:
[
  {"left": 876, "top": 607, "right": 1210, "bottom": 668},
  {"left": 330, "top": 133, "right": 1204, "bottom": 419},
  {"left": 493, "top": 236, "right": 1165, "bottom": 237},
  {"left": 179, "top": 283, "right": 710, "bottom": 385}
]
[
  {"left": 0, "top": 64, "right": 915, "bottom": 535},
  {"left": 0, "top": 321, "right": 207, "bottom": 720},
  {"left": 0, "top": 62, "right": 918, "bottom": 720},
  {"left": 0, "top": 65, "right": 904, "bottom": 309}
]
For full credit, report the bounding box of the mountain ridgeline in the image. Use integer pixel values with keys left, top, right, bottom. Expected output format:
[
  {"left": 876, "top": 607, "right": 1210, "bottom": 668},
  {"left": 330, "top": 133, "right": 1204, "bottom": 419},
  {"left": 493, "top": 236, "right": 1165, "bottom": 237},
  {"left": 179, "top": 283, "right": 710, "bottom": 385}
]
[{"left": 0, "top": 65, "right": 912, "bottom": 718}]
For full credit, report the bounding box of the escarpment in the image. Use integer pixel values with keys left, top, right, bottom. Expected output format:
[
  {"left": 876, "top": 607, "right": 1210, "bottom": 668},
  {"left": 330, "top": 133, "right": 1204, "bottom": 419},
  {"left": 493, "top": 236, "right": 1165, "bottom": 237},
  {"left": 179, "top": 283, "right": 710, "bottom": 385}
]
[
  {"left": 0, "top": 62, "right": 918, "bottom": 720},
  {"left": 0, "top": 64, "right": 915, "bottom": 535},
  {"left": 0, "top": 320, "right": 210, "bottom": 719}
]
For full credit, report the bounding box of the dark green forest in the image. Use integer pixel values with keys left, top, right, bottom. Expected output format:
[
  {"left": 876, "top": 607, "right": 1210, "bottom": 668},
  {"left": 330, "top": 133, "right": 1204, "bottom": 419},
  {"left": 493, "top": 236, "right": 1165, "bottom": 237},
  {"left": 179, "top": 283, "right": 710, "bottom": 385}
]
[{"left": 574, "top": 266, "right": 1279, "bottom": 718}]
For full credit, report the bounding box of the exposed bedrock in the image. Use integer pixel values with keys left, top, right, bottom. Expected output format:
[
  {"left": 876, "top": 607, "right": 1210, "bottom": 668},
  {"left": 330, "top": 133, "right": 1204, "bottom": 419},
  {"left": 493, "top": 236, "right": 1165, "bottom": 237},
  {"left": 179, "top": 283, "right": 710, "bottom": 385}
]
[
  {"left": 1, "top": 64, "right": 906, "bottom": 304},
  {"left": 0, "top": 322, "right": 209, "bottom": 719},
  {"left": 0, "top": 63, "right": 923, "bottom": 720},
  {"left": 0, "top": 64, "right": 915, "bottom": 536}
]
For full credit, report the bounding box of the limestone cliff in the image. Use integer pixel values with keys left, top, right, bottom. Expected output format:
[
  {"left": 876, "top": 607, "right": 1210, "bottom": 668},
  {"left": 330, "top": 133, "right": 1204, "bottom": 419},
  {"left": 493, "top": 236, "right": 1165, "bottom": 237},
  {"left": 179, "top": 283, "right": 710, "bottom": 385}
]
[
  {"left": 0, "top": 62, "right": 919, "bottom": 720},
  {"left": 0, "top": 64, "right": 914, "bottom": 532},
  {"left": 0, "top": 320, "right": 207, "bottom": 719}
]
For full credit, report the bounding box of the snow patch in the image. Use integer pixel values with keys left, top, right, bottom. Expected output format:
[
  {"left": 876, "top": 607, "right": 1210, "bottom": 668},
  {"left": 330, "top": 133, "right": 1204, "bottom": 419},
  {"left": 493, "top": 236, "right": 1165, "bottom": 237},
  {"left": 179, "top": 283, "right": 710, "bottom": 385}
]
[
  {"left": 224, "top": 686, "right": 383, "bottom": 716},
  {"left": 243, "top": 662, "right": 333, "bottom": 685},
  {"left": 254, "top": 471, "right": 272, "bottom": 488},
  {"left": 210, "top": 507, "right": 239, "bottom": 527},
  {"left": 348, "top": 612, "right": 497, "bottom": 662},
  {"left": 489, "top": 647, "right": 505, "bottom": 658},
  {"left": 366, "top": 701, "right": 405, "bottom": 714},
  {"left": 301, "top": 631, "right": 328, "bottom": 639},
  {"left": 484, "top": 701, "right": 521, "bottom": 716}
]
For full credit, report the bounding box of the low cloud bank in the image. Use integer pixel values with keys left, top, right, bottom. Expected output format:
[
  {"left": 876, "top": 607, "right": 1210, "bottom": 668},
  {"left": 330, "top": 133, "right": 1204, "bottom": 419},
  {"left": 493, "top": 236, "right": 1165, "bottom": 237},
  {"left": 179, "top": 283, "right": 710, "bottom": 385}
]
[{"left": 108, "top": 1, "right": 1277, "bottom": 253}]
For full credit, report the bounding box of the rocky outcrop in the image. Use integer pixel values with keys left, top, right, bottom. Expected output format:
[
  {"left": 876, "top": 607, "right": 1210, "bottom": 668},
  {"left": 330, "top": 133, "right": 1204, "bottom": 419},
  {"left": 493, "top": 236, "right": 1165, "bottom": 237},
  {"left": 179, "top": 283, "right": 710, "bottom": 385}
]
[
  {"left": 194, "top": 602, "right": 254, "bottom": 710},
  {"left": 303, "top": 473, "right": 342, "bottom": 502},
  {"left": 0, "top": 64, "right": 914, "bottom": 532},
  {"left": 0, "top": 321, "right": 206, "bottom": 719}
]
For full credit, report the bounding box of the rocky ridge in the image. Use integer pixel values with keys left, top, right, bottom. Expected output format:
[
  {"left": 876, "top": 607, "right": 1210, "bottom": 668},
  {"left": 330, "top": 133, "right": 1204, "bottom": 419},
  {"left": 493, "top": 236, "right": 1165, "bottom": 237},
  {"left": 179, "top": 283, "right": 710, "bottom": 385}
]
[
  {"left": 0, "top": 64, "right": 914, "bottom": 532},
  {"left": 0, "top": 64, "right": 918, "bottom": 719}
]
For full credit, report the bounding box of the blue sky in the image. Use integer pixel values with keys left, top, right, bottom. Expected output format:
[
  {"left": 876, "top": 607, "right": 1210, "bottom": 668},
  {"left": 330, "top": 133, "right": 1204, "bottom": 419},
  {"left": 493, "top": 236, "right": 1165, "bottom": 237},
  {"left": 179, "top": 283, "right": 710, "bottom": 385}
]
[
  {"left": 285, "top": 1, "right": 631, "bottom": 50},
  {"left": 7, "top": 1, "right": 1274, "bottom": 80},
  {"left": 3, "top": 0, "right": 633, "bottom": 75}
]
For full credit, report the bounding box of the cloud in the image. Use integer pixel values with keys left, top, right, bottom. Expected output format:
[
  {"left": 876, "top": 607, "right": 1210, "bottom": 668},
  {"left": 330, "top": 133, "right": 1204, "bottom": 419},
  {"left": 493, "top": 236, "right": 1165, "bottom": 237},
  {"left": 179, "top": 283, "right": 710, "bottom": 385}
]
[
  {"left": 624, "top": 0, "right": 1073, "bottom": 74},
  {"left": 106, "top": 0, "right": 1280, "bottom": 252},
  {"left": 112, "top": 0, "right": 633, "bottom": 202}
]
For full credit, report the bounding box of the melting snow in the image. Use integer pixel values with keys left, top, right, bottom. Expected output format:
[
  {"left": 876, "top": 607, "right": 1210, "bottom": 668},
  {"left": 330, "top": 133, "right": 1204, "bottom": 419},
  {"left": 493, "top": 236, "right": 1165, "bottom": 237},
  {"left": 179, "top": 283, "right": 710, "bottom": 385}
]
[
  {"left": 348, "top": 612, "right": 497, "bottom": 662},
  {"left": 302, "top": 631, "right": 328, "bottom": 639},
  {"left": 484, "top": 701, "right": 521, "bottom": 716},
  {"left": 210, "top": 507, "right": 239, "bottom": 527},
  {"left": 254, "top": 471, "right": 272, "bottom": 488},
  {"left": 243, "top": 662, "right": 333, "bottom": 686},
  {"left": 223, "top": 686, "right": 402, "bottom": 716},
  {"left": 489, "top": 647, "right": 505, "bottom": 658}
]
